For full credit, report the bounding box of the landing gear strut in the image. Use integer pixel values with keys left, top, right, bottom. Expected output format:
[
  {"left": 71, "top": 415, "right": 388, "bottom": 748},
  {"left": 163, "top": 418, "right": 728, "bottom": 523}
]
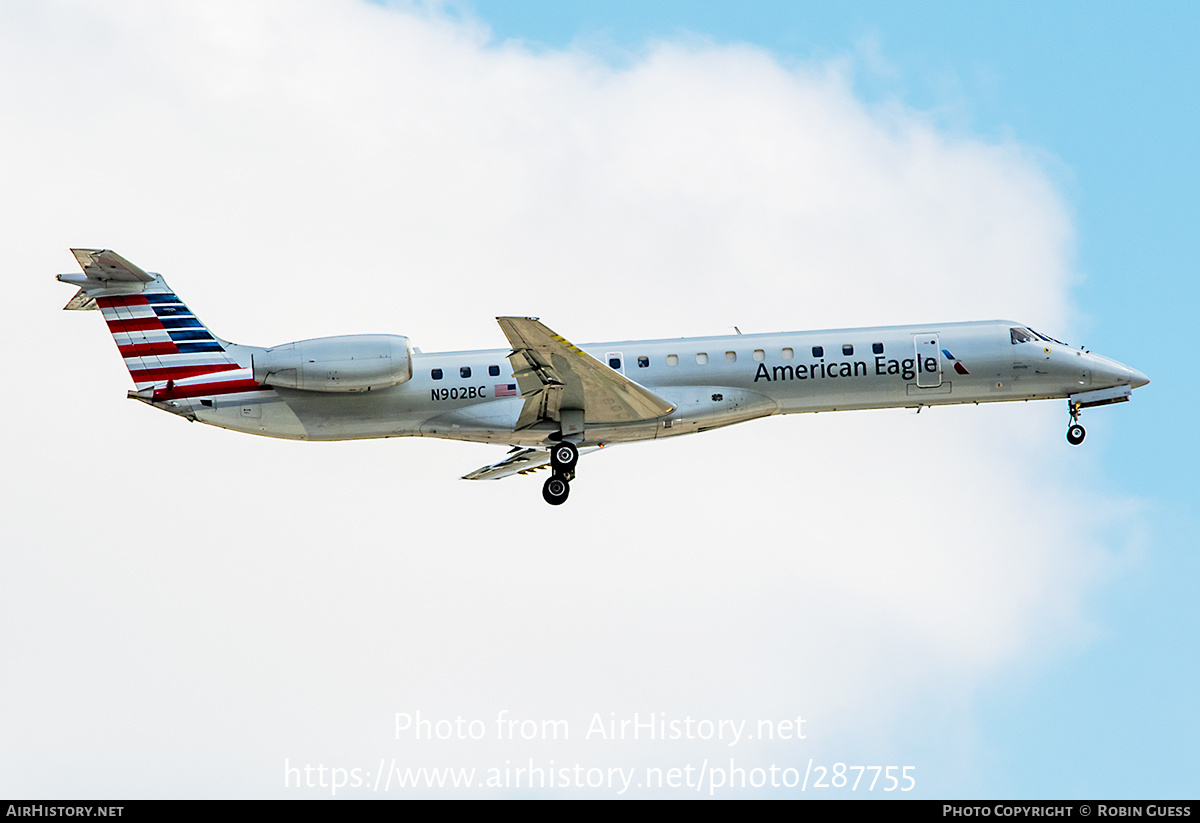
[
  {"left": 1066, "top": 401, "right": 1086, "bottom": 446},
  {"left": 542, "top": 440, "right": 580, "bottom": 505}
]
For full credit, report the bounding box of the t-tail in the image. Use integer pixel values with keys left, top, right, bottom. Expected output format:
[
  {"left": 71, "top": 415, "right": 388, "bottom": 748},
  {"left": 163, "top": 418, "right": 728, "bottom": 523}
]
[{"left": 58, "top": 249, "right": 257, "bottom": 400}]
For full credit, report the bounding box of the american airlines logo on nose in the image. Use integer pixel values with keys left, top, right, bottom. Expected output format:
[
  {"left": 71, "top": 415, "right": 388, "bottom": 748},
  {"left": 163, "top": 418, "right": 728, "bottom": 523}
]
[{"left": 943, "top": 349, "right": 970, "bottom": 375}]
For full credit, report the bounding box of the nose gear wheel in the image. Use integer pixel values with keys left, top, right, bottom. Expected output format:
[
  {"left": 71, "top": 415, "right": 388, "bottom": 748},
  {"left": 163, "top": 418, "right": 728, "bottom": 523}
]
[{"left": 1066, "top": 400, "right": 1086, "bottom": 446}]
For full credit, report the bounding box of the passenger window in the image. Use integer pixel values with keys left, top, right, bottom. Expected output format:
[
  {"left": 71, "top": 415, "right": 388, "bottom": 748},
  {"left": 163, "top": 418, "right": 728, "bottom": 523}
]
[
  {"left": 696, "top": 353, "right": 708, "bottom": 364},
  {"left": 488, "top": 365, "right": 500, "bottom": 377},
  {"left": 872, "top": 342, "right": 884, "bottom": 355},
  {"left": 842, "top": 344, "right": 854, "bottom": 356},
  {"left": 432, "top": 369, "right": 443, "bottom": 380},
  {"left": 812, "top": 346, "right": 823, "bottom": 358},
  {"left": 638, "top": 356, "right": 649, "bottom": 368},
  {"left": 753, "top": 350, "right": 765, "bottom": 361},
  {"left": 782, "top": 348, "right": 794, "bottom": 360},
  {"left": 608, "top": 356, "right": 622, "bottom": 370},
  {"left": 725, "top": 351, "right": 736, "bottom": 362},
  {"left": 460, "top": 366, "right": 471, "bottom": 378},
  {"left": 667, "top": 354, "right": 678, "bottom": 366}
]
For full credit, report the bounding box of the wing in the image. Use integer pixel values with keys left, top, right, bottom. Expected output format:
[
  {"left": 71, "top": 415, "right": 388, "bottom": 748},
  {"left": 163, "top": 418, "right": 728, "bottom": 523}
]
[
  {"left": 497, "top": 317, "right": 675, "bottom": 430},
  {"left": 462, "top": 445, "right": 603, "bottom": 481}
]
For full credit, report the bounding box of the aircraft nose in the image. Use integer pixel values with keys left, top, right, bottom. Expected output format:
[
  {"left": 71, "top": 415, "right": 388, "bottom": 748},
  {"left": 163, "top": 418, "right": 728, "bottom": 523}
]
[{"left": 1086, "top": 352, "right": 1148, "bottom": 389}]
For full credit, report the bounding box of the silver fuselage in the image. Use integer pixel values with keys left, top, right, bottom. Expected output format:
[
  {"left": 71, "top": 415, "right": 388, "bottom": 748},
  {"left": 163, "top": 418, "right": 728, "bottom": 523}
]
[{"left": 175, "top": 320, "right": 1145, "bottom": 447}]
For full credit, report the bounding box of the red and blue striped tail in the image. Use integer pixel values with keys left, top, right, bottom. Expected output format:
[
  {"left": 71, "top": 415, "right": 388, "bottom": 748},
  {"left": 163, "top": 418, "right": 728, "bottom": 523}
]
[
  {"left": 59, "top": 249, "right": 253, "bottom": 396},
  {"left": 96, "top": 289, "right": 242, "bottom": 391}
]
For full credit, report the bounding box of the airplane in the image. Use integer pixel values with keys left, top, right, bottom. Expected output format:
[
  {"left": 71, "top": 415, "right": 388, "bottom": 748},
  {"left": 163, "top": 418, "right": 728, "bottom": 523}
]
[{"left": 58, "top": 249, "right": 1149, "bottom": 505}]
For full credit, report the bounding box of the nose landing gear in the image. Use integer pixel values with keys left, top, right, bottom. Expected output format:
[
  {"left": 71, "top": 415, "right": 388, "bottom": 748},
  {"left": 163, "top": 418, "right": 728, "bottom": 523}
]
[{"left": 1066, "top": 400, "right": 1086, "bottom": 446}]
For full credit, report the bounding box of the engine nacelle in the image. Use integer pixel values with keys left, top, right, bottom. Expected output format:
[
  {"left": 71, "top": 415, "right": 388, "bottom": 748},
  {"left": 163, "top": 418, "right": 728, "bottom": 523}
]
[{"left": 252, "top": 334, "right": 413, "bottom": 393}]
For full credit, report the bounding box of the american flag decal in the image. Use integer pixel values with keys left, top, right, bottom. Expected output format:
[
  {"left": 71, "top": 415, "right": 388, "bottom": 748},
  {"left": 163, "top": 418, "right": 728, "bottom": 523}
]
[{"left": 494, "top": 383, "right": 518, "bottom": 397}]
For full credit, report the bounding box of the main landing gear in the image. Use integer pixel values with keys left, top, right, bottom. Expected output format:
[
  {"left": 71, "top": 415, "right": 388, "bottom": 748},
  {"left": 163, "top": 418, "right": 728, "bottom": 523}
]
[
  {"left": 1066, "top": 400, "right": 1086, "bottom": 446},
  {"left": 542, "top": 441, "right": 579, "bottom": 506}
]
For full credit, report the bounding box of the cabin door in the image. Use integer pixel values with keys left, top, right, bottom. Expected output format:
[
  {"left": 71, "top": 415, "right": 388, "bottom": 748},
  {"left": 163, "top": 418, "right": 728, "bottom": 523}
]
[{"left": 914, "top": 335, "right": 943, "bottom": 388}]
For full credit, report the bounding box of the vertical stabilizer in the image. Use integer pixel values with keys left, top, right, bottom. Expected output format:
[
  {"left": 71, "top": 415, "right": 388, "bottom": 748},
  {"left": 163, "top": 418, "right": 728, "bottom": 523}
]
[{"left": 58, "top": 249, "right": 243, "bottom": 391}]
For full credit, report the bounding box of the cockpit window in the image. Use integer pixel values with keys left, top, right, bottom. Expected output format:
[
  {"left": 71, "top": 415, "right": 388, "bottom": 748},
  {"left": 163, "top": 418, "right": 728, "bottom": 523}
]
[
  {"left": 1027, "top": 327, "right": 1068, "bottom": 346},
  {"left": 1010, "top": 327, "right": 1036, "bottom": 345}
]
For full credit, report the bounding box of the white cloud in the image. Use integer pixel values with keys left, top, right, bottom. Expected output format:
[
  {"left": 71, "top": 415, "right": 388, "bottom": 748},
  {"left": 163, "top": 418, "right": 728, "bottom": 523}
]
[{"left": 0, "top": 0, "right": 1137, "bottom": 797}]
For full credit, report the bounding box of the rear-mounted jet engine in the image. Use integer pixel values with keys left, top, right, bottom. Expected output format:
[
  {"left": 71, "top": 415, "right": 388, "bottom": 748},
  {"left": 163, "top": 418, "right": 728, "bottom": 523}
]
[{"left": 252, "top": 334, "right": 413, "bottom": 393}]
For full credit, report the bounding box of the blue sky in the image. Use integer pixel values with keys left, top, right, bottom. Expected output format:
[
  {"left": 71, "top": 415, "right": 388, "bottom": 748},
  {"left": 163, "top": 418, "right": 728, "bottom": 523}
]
[
  {"left": 466, "top": 0, "right": 1200, "bottom": 796},
  {"left": 1, "top": 0, "right": 1195, "bottom": 799}
]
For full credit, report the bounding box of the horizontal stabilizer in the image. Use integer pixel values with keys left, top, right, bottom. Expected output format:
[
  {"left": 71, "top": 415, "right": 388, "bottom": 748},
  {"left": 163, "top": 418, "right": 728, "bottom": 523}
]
[
  {"left": 70, "top": 249, "right": 154, "bottom": 283},
  {"left": 58, "top": 249, "right": 156, "bottom": 310},
  {"left": 62, "top": 289, "right": 97, "bottom": 311}
]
